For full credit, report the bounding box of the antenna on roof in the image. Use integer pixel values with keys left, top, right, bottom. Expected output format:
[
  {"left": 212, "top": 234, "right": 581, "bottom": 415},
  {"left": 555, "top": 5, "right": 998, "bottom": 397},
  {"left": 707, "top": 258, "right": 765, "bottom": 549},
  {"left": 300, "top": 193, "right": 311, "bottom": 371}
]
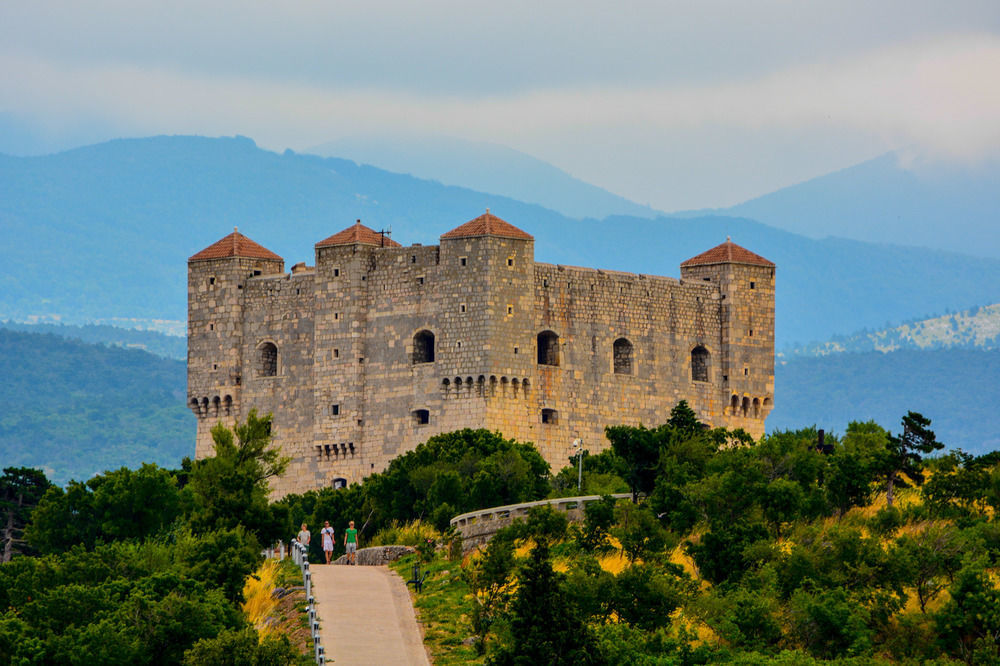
[{"left": 379, "top": 227, "right": 392, "bottom": 247}]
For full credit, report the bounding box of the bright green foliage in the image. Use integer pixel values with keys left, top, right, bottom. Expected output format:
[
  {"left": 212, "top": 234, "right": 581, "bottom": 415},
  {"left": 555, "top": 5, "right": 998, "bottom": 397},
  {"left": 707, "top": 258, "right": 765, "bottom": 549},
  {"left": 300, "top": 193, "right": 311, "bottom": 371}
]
[
  {"left": 487, "top": 542, "right": 596, "bottom": 666},
  {"left": 364, "top": 429, "right": 550, "bottom": 530},
  {"left": 185, "top": 409, "right": 288, "bottom": 544},
  {"left": 892, "top": 524, "right": 963, "bottom": 612},
  {"left": 0, "top": 466, "right": 52, "bottom": 561},
  {"left": 923, "top": 450, "right": 999, "bottom": 519},
  {"left": 612, "top": 502, "right": 676, "bottom": 564},
  {"left": 789, "top": 588, "right": 873, "bottom": 659},
  {"left": 611, "top": 563, "right": 690, "bottom": 631},
  {"left": 935, "top": 564, "right": 1000, "bottom": 664},
  {"left": 182, "top": 627, "right": 306, "bottom": 665},
  {"left": 464, "top": 535, "right": 516, "bottom": 653},
  {"left": 26, "top": 464, "right": 181, "bottom": 554},
  {"left": 878, "top": 411, "right": 944, "bottom": 507}
]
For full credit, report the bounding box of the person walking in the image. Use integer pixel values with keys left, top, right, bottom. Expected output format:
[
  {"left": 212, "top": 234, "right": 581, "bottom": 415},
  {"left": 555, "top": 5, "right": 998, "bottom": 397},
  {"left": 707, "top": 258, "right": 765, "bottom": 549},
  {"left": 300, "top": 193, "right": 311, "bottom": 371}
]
[
  {"left": 320, "top": 521, "right": 335, "bottom": 564},
  {"left": 297, "top": 523, "right": 311, "bottom": 549},
  {"left": 344, "top": 520, "right": 358, "bottom": 565}
]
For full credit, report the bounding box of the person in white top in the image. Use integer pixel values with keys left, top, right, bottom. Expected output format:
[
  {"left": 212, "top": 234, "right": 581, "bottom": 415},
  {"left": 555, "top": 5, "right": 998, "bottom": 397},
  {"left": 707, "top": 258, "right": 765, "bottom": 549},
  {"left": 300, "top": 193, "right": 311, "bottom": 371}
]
[{"left": 320, "top": 521, "right": 335, "bottom": 564}]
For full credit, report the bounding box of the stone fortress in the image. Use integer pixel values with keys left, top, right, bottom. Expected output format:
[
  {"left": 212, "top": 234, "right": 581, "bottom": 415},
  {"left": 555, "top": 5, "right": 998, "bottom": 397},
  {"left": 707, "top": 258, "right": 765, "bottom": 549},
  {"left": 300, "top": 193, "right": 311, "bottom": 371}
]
[{"left": 187, "top": 212, "right": 775, "bottom": 497}]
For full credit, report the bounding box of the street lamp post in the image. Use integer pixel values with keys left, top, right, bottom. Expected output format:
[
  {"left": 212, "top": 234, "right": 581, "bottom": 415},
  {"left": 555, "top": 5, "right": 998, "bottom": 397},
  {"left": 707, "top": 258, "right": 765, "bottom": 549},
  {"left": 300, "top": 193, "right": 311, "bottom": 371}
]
[{"left": 571, "top": 438, "right": 584, "bottom": 491}]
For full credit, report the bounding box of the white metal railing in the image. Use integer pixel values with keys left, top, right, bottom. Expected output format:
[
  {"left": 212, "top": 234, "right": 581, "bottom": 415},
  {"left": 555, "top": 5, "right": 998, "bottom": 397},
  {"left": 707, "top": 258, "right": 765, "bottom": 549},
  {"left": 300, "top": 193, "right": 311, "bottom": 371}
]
[{"left": 290, "top": 539, "right": 325, "bottom": 664}]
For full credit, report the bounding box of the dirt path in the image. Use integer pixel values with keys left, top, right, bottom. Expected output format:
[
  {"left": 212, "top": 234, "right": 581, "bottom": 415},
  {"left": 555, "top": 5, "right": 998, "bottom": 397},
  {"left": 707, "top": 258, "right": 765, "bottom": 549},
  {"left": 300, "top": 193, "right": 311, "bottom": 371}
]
[{"left": 310, "top": 564, "right": 430, "bottom": 665}]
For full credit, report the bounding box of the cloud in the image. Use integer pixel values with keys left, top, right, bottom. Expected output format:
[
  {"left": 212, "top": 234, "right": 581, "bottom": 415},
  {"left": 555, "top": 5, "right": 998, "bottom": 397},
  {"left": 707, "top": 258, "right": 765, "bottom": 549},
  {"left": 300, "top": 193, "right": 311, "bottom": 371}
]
[{"left": 1, "top": 33, "right": 998, "bottom": 206}]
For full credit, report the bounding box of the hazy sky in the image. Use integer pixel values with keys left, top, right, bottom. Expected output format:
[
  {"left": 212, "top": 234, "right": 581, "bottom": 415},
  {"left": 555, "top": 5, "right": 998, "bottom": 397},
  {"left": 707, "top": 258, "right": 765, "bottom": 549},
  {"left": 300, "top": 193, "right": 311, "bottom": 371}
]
[{"left": 2, "top": 1, "right": 999, "bottom": 209}]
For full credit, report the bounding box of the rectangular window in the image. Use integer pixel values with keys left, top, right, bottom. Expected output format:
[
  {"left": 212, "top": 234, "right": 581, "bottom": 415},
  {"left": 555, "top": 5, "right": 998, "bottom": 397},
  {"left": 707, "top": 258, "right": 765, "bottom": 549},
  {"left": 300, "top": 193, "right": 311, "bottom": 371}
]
[
  {"left": 208, "top": 276, "right": 216, "bottom": 286},
  {"left": 460, "top": 303, "right": 466, "bottom": 313},
  {"left": 417, "top": 276, "right": 424, "bottom": 285},
  {"left": 331, "top": 404, "right": 340, "bottom": 416},
  {"left": 507, "top": 304, "right": 513, "bottom": 315},
  {"left": 333, "top": 348, "right": 339, "bottom": 358},
  {"left": 460, "top": 257, "right": 467, "bottom": 266},
  {"left": 507, "top": 257, "right": 514, "bottom": 267},
  {"left": 750, "top": 281, "right": 756, "bottom": 289},
  {"left": 411, "top": 255, "right": 417, "bottom": 263},
  {"left": 334, "top": 268, "right": 340, "bottom": 277}
]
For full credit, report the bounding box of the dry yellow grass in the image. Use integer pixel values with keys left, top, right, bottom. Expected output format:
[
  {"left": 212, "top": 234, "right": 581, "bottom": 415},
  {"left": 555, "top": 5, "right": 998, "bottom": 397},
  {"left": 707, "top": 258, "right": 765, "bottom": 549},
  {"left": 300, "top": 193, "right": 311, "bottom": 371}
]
[{"left": 242, "top": 559, "right": 281, "bottom": 640}]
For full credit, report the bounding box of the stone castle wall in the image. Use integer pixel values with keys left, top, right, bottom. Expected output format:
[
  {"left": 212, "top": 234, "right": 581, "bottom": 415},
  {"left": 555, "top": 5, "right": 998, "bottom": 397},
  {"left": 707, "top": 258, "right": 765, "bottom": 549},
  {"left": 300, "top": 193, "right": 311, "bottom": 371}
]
[{"left": 188, "top": 224, "right": 774, "bottom": 498}]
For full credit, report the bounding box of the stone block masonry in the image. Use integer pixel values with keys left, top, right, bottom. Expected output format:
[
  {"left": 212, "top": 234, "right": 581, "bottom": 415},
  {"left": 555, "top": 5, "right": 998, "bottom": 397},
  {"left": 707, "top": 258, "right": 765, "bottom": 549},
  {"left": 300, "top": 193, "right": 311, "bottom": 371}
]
[{"left": 188, "top": 215, "right": 775, "bottom": 497}]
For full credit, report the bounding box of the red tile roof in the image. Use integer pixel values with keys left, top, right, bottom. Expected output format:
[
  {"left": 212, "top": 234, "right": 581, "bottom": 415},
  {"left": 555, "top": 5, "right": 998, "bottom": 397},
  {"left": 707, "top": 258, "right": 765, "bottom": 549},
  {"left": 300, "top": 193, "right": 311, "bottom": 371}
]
[
  {"left": 681, "top": 239, "right": 774, "bottom": 268},
  {"left": 441, "top": 210, "right": 533, "bottom": 241},
  {"left": 189, "top": 229, "right": 283, "bottom": 262},
  {"left": 315, "top": 221, "right": 402, "bottom": 248}
]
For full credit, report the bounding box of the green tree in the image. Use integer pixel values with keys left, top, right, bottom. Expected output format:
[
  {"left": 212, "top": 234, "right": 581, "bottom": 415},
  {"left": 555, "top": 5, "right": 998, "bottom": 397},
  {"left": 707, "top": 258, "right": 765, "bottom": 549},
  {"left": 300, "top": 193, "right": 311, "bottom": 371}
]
[
  {"left": 611, "top": 563, "right": 689, "bottom": 631},
  {"left": 878, "top": 411, "right": 943, "bottom": 507},
  {"left": 893, "top": 524, "right": 963, "bottom": 613},
  {"left": 185, "top": 409, "right": 288, "bottom": 543},
  {"left": 463, "top": 535, "right": 516, "bottom": 653},
  {"left": 0, "top": 466, "right": 51, "bottom": 561},
  {"left": 488, "top": 542, "right": 595, "bottom": 665},
  {"left": 789, "top": 588, "right": 873, "bottom": 659},
  {"left": 604, "top": 424, "right": 660, "bottom": 503},
  {"left": 935, "top": 564, "right": 1000, "bottom": 663}
]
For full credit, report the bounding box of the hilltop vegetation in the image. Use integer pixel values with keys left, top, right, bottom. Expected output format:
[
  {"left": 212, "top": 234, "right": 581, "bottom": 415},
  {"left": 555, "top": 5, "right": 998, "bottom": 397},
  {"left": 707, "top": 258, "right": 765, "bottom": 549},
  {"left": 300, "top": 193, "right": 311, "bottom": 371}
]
[
  {"left": 390, "top": 410, "right": 1000, "bottom": 664},
  {"left": 3, "top": 408, "right": 999, "bottom": 663}
]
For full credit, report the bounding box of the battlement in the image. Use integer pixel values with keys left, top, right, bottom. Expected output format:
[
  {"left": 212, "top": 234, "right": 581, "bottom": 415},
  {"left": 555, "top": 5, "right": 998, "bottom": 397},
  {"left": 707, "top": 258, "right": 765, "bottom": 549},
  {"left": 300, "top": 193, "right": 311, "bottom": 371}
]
[{"left": 188, "top": 214, "right": 775, "bottom": 497}]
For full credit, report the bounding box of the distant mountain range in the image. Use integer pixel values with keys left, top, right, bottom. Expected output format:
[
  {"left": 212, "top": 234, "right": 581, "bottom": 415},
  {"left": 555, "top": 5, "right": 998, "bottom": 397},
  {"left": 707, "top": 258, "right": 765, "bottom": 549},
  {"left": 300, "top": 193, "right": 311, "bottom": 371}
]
[
  {"left": 702, "top": 150, "right": 1000, "bottom": 260},
  {"left": 308, "top": 134, "right": 659, "bottom": 221},
  {"left": 3, "top": 135, "right": 1000, "bottom": 348}
]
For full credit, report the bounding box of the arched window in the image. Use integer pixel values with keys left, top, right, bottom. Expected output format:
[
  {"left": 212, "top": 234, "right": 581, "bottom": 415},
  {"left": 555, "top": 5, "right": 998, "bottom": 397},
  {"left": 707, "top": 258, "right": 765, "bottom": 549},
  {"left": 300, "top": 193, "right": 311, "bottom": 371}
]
[
  {"left": 412, "top": 330, "right": 435, "bottom": 364},
  {"left": 258, "top": 342, "right": 278, "bottom": 377},
  {"left": 753, "top": 398, "right": 761, "bottom": 418},
  {"left": 537, "top": 331, "right": 560, "bottom": 366},
  {"left": 613, "top": 338, "right": 633, "bottom": 375},
  {"left": 741, "top": 396, "right": 750, "bottom": 417},
  {"left": 730, "top": 394, "right": 740, "bottom": 416},
  {"left": 691, "top": 345, "right": 710, "bottom": 382}
]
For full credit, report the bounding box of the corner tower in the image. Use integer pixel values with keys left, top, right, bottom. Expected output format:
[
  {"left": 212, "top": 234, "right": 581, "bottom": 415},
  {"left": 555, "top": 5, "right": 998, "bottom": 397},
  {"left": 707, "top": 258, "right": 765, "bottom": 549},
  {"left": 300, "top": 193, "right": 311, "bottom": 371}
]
[
  {"left": 680, "top": 239, "right": 774, "bottom": 435},
  {"left": 187, "top": 229, "right": 284, "bottom": 457}
]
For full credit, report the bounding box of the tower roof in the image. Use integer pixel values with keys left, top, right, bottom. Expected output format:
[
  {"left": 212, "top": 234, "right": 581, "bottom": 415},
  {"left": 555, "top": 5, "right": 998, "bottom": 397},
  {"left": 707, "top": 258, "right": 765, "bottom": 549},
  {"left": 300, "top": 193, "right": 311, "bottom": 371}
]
[
  {"left": 189, "top": 229, "right": 283, "bottom": 262},
  {"left": 315, "top": 221, "right": 402, "bottom": 248},
  {"left": 681, "top": 239, "right": 774, "bottom": 268},
  {"left": 441, "top": 210, "right": 533, "bottom": 241}
]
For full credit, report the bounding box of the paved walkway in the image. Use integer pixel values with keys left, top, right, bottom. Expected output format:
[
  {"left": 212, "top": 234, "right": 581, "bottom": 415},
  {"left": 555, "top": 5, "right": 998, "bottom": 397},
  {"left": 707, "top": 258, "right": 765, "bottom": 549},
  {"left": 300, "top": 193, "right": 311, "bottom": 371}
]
[{"left": 310, "top": 564, "right": 430, "bottom": 665}]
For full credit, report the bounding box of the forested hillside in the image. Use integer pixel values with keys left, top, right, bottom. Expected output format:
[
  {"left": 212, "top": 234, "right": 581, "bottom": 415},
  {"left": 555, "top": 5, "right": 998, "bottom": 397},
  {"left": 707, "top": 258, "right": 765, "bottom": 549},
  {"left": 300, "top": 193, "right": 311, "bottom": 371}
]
[{"left": 0, "top": 328, "right": 193, "bottom": 484}]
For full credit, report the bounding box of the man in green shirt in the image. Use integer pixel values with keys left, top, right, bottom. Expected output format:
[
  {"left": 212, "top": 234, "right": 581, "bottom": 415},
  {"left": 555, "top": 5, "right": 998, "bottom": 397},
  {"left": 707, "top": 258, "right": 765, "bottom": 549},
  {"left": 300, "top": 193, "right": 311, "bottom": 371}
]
[{"left": 344, "top": 520, "right": 358, "bottom": 565}]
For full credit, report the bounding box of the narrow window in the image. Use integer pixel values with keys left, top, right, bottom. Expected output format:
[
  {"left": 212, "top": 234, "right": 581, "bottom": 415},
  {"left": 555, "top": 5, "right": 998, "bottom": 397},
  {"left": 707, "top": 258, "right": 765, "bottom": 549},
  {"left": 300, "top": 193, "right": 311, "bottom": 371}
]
[
  {"left": 257, "top": 342, "right": 278, "bottom": 377},
  {"left": 541, "top": 408, "right": 558, "bottom": 424},
  {"left": 208, "top": 276, "right": 216, "bottom": 286},
  {"left": 411, "top": 255, "right": 416, "bottom": 263},
  {"left": 460, "top": 303, "right": 466, "bottom": 314},
  {"left": 412, "top": 330, "right": 435, "bottom": 364},
  {"left": 507, "top": 257, "right": 514, "bottom": 267},
  {"left": 744, "top": 367, "right": 749, "bottom": 376},
  {"left": 412, "top": 409, "right": 430, "bottom": 425},
  {"left": 691, "top": 345, "right": 710, "bottom": 382},
  {"left": 613, "top": 338, "right": 633, "bottom": 375},
  {"left": 334, "top": 268, "right": 340, "bottom": 277},
  {"left": 333, "top": 348, "right": 340, "bottom": 358},
  {"left": 750, "top": 281, "right": 756, "bottom": 290},
  {"left": 537, "top": 331, "right": 560, "bottom": 366},
  {"left": 460, "top": 257, "right": 467, "bottom": 266},
  {"left": 514, "top": 346, "right": 519, "bottom": 354},
  {"left": 507, "top": 305, "right": 513, "bottom": 315},
  {"left": 331, "top": 404, "right": 340, "bottom": 416},
  {"left": 209, "top": 323, "right": 214, "bottom": 331}
]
